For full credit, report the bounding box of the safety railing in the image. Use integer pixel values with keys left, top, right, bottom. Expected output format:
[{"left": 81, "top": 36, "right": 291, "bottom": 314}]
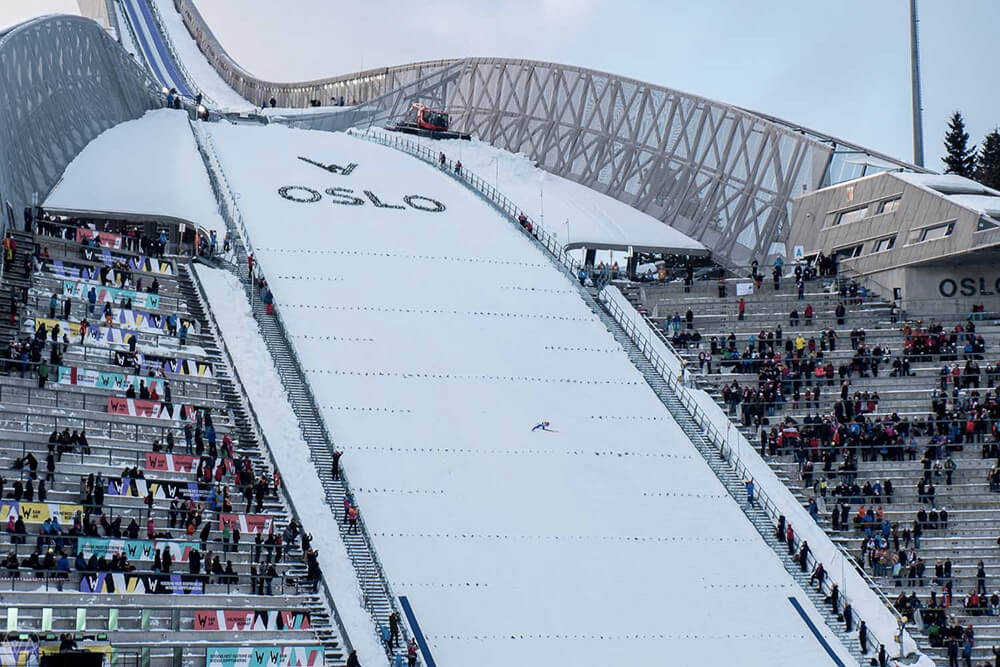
[
  {"left": 184, "top": 263, "right": 353, "bottom": 654},
  {"left": 599, "top": 289, "right": 904, "bottom": 658},
  {"left": 188, "top": 122, "right": 404, "bottom": 659},
  {"left": 348, "top": 128, "right": 582, "bottom": 276}
]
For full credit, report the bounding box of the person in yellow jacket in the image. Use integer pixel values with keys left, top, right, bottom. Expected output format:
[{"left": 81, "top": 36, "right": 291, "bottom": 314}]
[{"left": 794, "top": 334, "right": 806, "bottom": 352}]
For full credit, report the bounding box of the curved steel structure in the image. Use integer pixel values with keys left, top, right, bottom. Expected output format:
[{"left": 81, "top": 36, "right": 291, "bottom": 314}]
[
  {"left": 0, "top": 15, "right": 160, "bottom": 237},
  {"left": 170, "top": 0, "right": 926, "bottom": 266}
]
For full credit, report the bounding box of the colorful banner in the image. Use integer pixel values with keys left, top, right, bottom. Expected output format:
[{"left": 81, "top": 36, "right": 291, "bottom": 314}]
[
  {"left": 34, "top": 316, "right": 139, "bottom": 347},
  {"left": 218, "top": 514, "right": 273, "bottom": 535},
  {"left": 76, "top": 228, "right": 123, "bottom": 250},
  {"left": 62, "top": 280, "right": 161, "bottom": 310},
  {"left": 205, "top": 646, "right": 324, "bottom": 667},
  {"left": 0, "top": 500, "right": 18, "bottom": 522},
  {"left": 0, "top": 644, "right": 38, "bottom": 666},
  {"left": 79, "top": 572, "right": 204, "bottom": 595},
  {"left": 112, "top": 350, "right": 214, "bottom": 378},
  {"left": 55, "top": 365, "right": 166, "bottom": 395},
  {"left": 51, "top": 255, "right": 173, "bottom": 277},
  {"left": 106, "top": 396, "right": 197, "bottom": 422},
  {"left": 105, "top": 477, "right": 210, "bottom": 502},
  {"left": 194, "top": 610, "right": 311, "bottom": 631},
  {"left": 13, "top": 502, "right": 82, "bottom": 524},
  {"left": 76, "top": 537, "right": 199, "bottom": 562},
  {"left": 146, "top": 452, "right": 199, "bottom": 473}
]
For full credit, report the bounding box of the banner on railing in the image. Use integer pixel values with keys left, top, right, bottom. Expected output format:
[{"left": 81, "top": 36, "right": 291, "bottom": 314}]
[
  {"left": 79, "top": 572, "right": 204, "bottom": 595},
  {"left": 76, "top": 228, "right": 123, "bottom": 250},
  {"left": 56, "top": 365, "right": 166, "bottom": 395},
  {"left": 112, "top": 350, "right": 214, "bottom": 378},
  {"left": 736, "top": 282, "right": 754, "bottom": 296},
  {"left": 106, "top": 396, "right": 199, "bottom": 422},
  {"left": 34, "top": 316, "right": 140, "bottom": 347},
  {"left": 194, "top": 609, "right": 311, "bottom": 631},
  {"left": 0, "top": 644, "right": 37, "bottom": 666},
  {"left": 76, "top": 537, "right": 199, "bottom": 562},
  {"left": 61, "top": 280, "right": 161, "bottom": 310},
  {"left": 13, "top": 502, "right": 83, "bottom": 524},
  {"left": 105, "top": 477, "right": 211, "bottom": 502},
  {"left": 205, "top": 646, "right": 324, "bottom": 667},
  {"left": 218, "top": 513, "right": 272, "bottom": 535},
  {"left": 145, "top": 452, "right": 199, "bottom": 473}
]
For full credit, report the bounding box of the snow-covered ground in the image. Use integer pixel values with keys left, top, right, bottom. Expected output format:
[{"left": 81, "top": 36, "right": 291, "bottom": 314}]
[
  {"left": 44, "top": 109, "right": 226, "bottom": 239},
  {"left": 194, "top": 265, "right": 387, "bottom": 666},
  {"left": 150, "top": 0, "right": 253, "bottom": 111},
  {"left": 198, "top": 120, "right": 854, "bottom": 666},
  {"left": 373, "top": 130, "right": 704, "bottom": 256}
]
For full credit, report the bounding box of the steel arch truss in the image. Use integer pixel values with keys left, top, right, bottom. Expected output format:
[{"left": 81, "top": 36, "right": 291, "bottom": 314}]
[
  {"left": 0, "top": 15, "right": 159, "bottom": 235},
  {"left": 441, "top": 60, "right": 822, "bottom": 265}
]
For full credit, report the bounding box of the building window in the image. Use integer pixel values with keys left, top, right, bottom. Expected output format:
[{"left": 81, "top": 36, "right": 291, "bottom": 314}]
[
  {"left": 871, "top": 236, "right": 896, "bottom": 253},
  {"left": 833, "top": 243, "right": 864, "bottom": 260},
  {"left": 908, "top": 222, "right": 955, "bottom": 244},
  {"left": 880, "top": 198, "right": 900, "bottom": 214},
  {"left": 837, "top": 206, "right": 869, "bottom": 225}
]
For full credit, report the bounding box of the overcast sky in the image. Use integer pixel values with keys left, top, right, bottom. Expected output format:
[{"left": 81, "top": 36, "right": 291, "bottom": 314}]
[{"left": 2, "top": 0, "right": 997, "bottom": 167}]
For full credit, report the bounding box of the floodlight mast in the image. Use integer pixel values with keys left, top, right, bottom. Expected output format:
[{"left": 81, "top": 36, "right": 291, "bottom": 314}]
[{"left": 909, "top": 0, "right": 925, "bottom": 167}]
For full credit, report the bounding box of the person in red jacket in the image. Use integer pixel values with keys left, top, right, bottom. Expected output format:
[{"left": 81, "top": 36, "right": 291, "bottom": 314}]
[
  {"left": 786, "top": 524, "right": 795, "bottom": 555},
  {"left": 738, "top": 298, "right": 746, "bottom": 321}
]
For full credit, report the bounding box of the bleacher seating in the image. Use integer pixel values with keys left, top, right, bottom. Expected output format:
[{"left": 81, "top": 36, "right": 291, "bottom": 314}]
[
  {"left": 0, "top": 219, "right": 345, "bottom": 665},
  {"left": 620, "top": 268, "right": 1000, "bottom": 664}
]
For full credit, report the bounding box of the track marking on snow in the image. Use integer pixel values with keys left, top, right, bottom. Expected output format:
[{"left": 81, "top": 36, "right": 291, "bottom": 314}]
[
  {"left": 702, "top": 582, "right": 797, "bottom": 590},
  {"left": 306, "top": 369, "right": 641, "bottom": 385},
  {"left": 642, "top": 491, "right": 729, "bottom": 499},
  {"left": 289, "top": 334, "right": 375, "bottom": 342},
  {"left": 257, "top": 247, "right": 551, "bottom": 267},
  {"left": 589, "top": 415, "right": 667, "bottom": 422},
  {"left": 355, "top": 488, "right": 445, "bottom": 495},
  {"left": 499, "top": 286, "right": 576, "bottom": 294},
  {"left": 423, "top": 632, "right": 810, "bottom": 641},
  {"left": 345, "top": 445, "right": 694, "bottom": 459},
  {"left": 273, "top": 274, "right": 346, "bottom": 282},
  {"left": 370, "top": 533, "right": 760, "bottom": 543},
  {"left": 397, "top": 581, "right": 490, "bottom": 588},
  {"left": 543, "top": 345, "right": 619, "bottom": 353},
  {"left": 324, "top": 406, "right": 413, "bottom": 414},
  {"left": 283, "top": 304, "right": 593, "bottom": 321}
]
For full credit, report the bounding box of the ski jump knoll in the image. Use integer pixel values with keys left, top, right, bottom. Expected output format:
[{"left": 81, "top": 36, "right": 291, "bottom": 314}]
[{"left": 195, "top": 120, "right": 855, "bottom": 666}]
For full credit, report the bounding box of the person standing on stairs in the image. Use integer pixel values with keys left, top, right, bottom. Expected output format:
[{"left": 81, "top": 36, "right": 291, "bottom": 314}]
[
  {"left": 745, "top": 477, "right": 754, "bottom": 507},
  {"left": 858, "top": 620, "right": 868, "bottom": 655},
  {"left": 738, "top": 298, "right": 746, "bottom": 321},
  {"left": 331, "top": 450, "right": 342, "bottom": 480}
]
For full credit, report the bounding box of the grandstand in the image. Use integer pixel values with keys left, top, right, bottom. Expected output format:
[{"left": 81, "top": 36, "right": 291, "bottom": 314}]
[{"left": 2, "top": 1, "right": 997, "bottom": 666}]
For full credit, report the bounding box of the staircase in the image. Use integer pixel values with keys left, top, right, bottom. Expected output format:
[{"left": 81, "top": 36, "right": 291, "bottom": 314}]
[
  {"left": 0, "top": 229, "right": 35, "bottom": 343},
  {"left": 189, "top": 126, "right": 409, "bottom": 663}
]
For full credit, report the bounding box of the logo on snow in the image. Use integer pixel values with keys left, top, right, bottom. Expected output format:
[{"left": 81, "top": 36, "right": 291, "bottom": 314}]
[{"left": 298, "top": 156, "right": 358, "bottom": 176}]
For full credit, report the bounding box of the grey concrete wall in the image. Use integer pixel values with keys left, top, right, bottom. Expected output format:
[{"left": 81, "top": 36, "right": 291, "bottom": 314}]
[{"left": 0, "top": 15, "right": 160, "bottom": 238}]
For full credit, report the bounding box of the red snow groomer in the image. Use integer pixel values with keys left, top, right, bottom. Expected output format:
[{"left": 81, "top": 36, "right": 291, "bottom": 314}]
[{"left": 388, "top": 103, "right": 471, "bottom": 140}]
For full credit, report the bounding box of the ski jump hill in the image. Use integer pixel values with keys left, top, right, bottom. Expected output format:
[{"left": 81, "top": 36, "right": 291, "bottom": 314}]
[
  {"left": 199, "top": 120, "right": 853, "bottom": 666},
  {"left": 0, "top": 3, "right": 937, "bottom": 666}
]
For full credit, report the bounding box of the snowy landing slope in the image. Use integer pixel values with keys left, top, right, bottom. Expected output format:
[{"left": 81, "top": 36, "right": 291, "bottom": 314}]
[
  {"left": 45, "top": 109, "right": 226, "bottom": 238},
  {"left": 203, "top": 121, "right": 852, "bottom": 667}
]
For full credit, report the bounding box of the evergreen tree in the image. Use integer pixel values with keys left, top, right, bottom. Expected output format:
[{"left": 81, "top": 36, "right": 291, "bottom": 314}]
[
  {"left": 942, "top": 111, "right": 977, "bottom": 177},
  {"left": 976, "top": 128, "right": 1000, "bottom": 191}
]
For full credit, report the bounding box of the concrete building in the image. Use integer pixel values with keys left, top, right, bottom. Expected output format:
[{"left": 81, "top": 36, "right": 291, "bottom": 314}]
[{"left": 788, "top": 172, "right": 1000, "bottom": 315}]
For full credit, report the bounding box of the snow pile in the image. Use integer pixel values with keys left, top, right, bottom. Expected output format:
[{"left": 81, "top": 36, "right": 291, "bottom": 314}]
[
  {"left": 602, "top": 287, "right": 932, "bottom": 666},
  {"left": 150, "top": 0, "right": 252, "bottom": 111},
  {"left": 379, "top": 130, "right": 704, "bottom": 255},
  {"left": 45, "top": 109, "right": 226, "bottom": 238},
  {"left": 195, "top": 120, "right": 856, "bottom": 666},
  {"left": 194, "top": 265, "right": 386, "bottom": 666}
]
